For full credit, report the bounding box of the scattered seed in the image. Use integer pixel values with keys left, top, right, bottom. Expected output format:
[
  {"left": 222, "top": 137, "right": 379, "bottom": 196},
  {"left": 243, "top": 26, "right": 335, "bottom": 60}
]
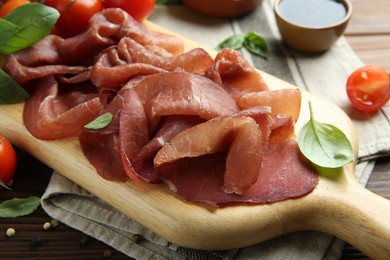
[
  {"left": 6, "top": 228, "right": 15, "bottom": 237},
  {"left": 31, "top": 236, "right": 41, "bottom": 246},
  {"left": 50, "top": 219, "right": 59, "bottom": 228},
  {"left": 131, "top": 234, "right": 141, "bottom": 243},
  {"left": 43, "top": 222, "right": 51, "bottom": 230},
  {"left": 80, "top": 236, "right": 89, "bottom": 246},
  {"left": 103, "top": 249, "right": 112, "bottom": 258}
]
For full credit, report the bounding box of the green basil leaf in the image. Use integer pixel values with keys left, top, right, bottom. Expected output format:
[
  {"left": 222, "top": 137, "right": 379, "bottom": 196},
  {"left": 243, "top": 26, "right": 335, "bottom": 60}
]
[
  {"left": 243, "top": 32, "right": 269, "bottom": 59},
  {"left": 0, "top": 19, "right": 19, "bottom": 47},
  {"left": 215, "top": 34, "right": 245, "bottom": 51},
  {"left": 0, "top": 69, "right": 30, "bottom": 104},
  {"left": 156, "top": 0, "right": 167, "bottom": 4},
  {"left": 0, "top": 3, "right": 59, "bottom": 55},
  {"left": 84, "top": 112, "right": 113, "bottom": 130},
  {"left": 0, "top": 196, "right": 41, "bottom": 218},
  {"left": 298, "top": 102, "right": 354, "bottom": 168}
]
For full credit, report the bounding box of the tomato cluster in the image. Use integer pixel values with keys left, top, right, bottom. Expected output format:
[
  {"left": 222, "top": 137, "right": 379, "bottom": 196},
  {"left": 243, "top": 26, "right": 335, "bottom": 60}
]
[{"left": 0, "top": 0, "right": 156, "bottom": 37}]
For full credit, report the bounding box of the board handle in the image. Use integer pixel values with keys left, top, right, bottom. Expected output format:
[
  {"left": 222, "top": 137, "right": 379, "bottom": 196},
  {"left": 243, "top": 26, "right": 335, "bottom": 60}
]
[{"left": 312, "top": 174, "right": 390, "bottom": 259}]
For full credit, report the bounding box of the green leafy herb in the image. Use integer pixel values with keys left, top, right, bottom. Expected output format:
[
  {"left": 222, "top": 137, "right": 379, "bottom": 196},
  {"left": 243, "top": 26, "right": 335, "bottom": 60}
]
[
  {"left": 0, "top": 19, "right": 19, "bottom": 47},
  {"left": 0, "top": 180, "right": 12, "bottom": 190},
  {"left": 0, "top": 3, "right": 60, "bottom": 55},
  {"left": 216, "top": 32, "right": 269, "bottom": 59},
  {"left": 0, "top": 69, "right": 29, "bottom": 104},
  {"left": 298, "top": 102, "right": 354, "bottom": 169},
  {"left": 84, "top": 112, "right": 113, "bottom": 130},
  {"left": 0, "top": 196, "right": 41, "bottom": 218},
  {"left": 243, "top": 32, "right": 269, "bottom": 58},
  {"left": 156, "top": 0, "right": 167, "bottom": 4},
  {"left": 216, "top": 34, "right": 246, "bottom": 51}
]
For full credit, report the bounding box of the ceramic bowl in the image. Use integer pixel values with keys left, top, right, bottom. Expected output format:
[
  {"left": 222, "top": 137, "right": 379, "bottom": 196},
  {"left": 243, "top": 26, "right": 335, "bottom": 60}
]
[
  {"left": 182, "top": 0, "right": 262, "bottom": 17},
  {"left": 274, "top": 0, "right": 353, "bottom": 53}
]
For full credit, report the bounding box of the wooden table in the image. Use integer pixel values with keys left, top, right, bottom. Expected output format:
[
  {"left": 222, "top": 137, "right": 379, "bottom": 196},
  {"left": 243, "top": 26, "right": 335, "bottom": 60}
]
[{"left": 0, "top": 0, "right": 389, "bottom": 258}]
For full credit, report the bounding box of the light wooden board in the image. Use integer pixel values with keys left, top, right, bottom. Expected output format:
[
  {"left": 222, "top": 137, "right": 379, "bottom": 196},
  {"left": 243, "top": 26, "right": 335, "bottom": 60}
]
[{"left": 0, "top": 22, "right": 389, "bottom": 259}]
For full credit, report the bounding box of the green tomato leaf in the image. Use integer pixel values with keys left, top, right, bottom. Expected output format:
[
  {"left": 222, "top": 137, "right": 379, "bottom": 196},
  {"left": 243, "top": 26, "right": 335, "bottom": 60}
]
[
  {"left": 0, "top": 196, "right": 41, "bottom": 218},
  {"left": 0, "top": 69, "right": 30, "bottom": 104},
  {"left": 298, "top": 102, "right": 354, "bottom": 168},
  {"left": 215, "top": 34, "right": 245, "bottom": 51},
  {"left": 84, "top": 112, "right": 113, "bottom": 130},
  {"left": 0, "top": 3, "right": 60, "bottom": 55},
  {"left": 243, "top": 32, "right": 269, "bottom": 59}
]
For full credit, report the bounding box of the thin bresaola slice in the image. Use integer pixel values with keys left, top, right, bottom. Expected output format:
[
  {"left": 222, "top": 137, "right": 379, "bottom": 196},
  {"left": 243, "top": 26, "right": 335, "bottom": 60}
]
[
  {"left": 119, "top": 72, "right": 240, "bottom": 183},
  {"left": 154, "top": 108, "right": 273, "bottom": 195}
]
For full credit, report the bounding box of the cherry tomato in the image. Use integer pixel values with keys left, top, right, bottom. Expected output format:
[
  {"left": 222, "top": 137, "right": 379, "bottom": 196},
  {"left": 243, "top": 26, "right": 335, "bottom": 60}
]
[
  {"left": 104, "top": 0, "right": 155, "bottom": 22},
  {"left": 45, "top": 0, "right": 103, "bottom": 37},
  {"left": 346, "top": 65, "right": 390, "bottom": 112},
  {"left": 0, "top": 135, "right": 17, "bottom": 188},
  {"left": 0, "top": 0, "right": 30, "bottom": 18}
]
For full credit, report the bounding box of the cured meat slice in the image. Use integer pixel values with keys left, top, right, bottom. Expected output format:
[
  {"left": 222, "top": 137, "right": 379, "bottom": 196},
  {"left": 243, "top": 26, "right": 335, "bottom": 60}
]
[
  {"left": 119, "top": 37, "right": 213, "bottom": 74},
  {"left": 237, "top": 88, "right": 302, "bottom": 121},
  {"left": 134, "top": 72, "right": 240, "bottom": 131},
  {"left": 131, "top": 116, "right": 204, "bottom": 183},
  {"left": 270, "top": 114, "right": 295, "bottom": 145},
  {"left": 4, "top": 54, "right": 87, "bottom": 85},
  {"left": 79, "top": 132, "right": 128, "bottom": 182},
  {"left": 206, "top": 48, "right": 269, "bottom": 98},
  {"left": 154, "top": 108, "right": 273, "bottom": 194},
  {"left": 155, "top": 140, "right": 318, "bottom": 207},
  {"left": 119, "top": 72, "right": 239, "bottom": 182},
  {"left": 90, "top": 38, "right": 213, "bottom": 90},
  {"left": 60, "top": 8, "right": 184, "bottom": 63},
  {"left": 119, "top": 90, "right": 149, "bottom": 182},
  {"left": 23, "top": 76, "right": 105, "bottom": 140}
]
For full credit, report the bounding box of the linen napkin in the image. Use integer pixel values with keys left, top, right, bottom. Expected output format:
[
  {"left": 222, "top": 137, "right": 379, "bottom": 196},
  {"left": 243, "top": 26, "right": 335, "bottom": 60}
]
[{"left": 41, "top": 1, "right": 390, "bottom": 259}]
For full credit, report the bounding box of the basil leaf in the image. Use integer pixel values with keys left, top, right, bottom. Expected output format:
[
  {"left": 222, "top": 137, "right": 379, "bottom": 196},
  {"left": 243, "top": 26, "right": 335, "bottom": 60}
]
[
  {"left": 0, "top": 19, "right": 19, "bottom": 47},
  {"left": 0, "top": 196, "right": 41, "bottom": 218},
  {"left": 0, "top": 69, "right": 29, "bottom": 104},
  {"left": 84, "top": 112, "right": 113, "bottom": 130},
  {"left": 215, "top": 34, "right": 245, "bottom": 51},
  {"left": 0, "top": 3, "right": 59, "bottom": 55},
  {"left": 243, "top": 32, "right": 269, "bottom": 59},
  {"left": 298, "top": 102, "right": 354, "bottom": 168}
]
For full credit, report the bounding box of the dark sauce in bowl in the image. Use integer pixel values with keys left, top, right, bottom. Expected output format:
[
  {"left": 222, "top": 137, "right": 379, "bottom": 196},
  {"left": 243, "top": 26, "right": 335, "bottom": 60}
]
[{"left": 278, "top": 0, "right": 347, "bottom": 27}]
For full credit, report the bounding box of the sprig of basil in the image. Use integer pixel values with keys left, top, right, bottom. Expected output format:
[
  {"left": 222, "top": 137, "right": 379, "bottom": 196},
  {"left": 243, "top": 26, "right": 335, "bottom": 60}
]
[
  {"left": 298, "top": 102, "right": 354, "bottom": 169},
  {"left": 0, "top": 196, "right": 41, "bottom": 218},
  {"left": 0, "top": 69, "right": 29, "bottom": 103},
  {"left": 0, "top": 3, "right": 60, "bottom": 55},
  {"left": 216, "top": 32, "right": 269, "bottom": 59},
  {"left": 0, "top": 3, "right": 59, "bottom": 104},
  {"left": 84, "top": 112, "right": 113, "bottom": 130}
]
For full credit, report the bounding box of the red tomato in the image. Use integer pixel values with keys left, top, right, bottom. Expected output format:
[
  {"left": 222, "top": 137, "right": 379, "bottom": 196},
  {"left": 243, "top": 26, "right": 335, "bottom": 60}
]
[
  {"left": 45, "top": 0, "right": 103, "bottom": 37},
  {"left": 0, "top": 0, "right": 29, "bottom": 18},
  {"left": 104, "top": 0, "right": 155, "bottom": 22},
  {"left": 0, "top": 135, "right": 17, "bottom": 188},
  {"left": 346, "top": 65, "right": 390, "bottom": 112}
]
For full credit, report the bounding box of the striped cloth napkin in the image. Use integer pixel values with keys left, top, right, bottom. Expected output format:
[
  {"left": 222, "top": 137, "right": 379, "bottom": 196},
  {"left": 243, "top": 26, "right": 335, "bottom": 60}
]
[{"left": 41, "top": 1, "right": 390, "bottom": 259}]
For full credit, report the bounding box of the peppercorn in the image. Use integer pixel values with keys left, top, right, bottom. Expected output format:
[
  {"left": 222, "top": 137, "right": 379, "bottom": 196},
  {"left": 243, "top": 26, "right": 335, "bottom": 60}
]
[
  {"left": 80, "top": 236, "right": 89, "bottom": 246},
  {"left": 6, "top": 228, "right": 15, "bottom": 237},
  {"left": 50, "top": 219, "right": 59, "bottom": 228},
  {"left": 31, "top": 235, "right": 41, "bottom": 246},
  {"left": 43, "top": 222, "right": 51, "bottom": 230},
  {"left": 103, "top": 249, "right": 112, "bottom": 258}
]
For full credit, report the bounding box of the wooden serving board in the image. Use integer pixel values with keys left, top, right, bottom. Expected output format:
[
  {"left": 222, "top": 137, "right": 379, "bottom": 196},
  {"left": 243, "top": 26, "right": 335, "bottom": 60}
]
[{"left": 1, "top": 22, "right": 390, "bottom": 259}]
